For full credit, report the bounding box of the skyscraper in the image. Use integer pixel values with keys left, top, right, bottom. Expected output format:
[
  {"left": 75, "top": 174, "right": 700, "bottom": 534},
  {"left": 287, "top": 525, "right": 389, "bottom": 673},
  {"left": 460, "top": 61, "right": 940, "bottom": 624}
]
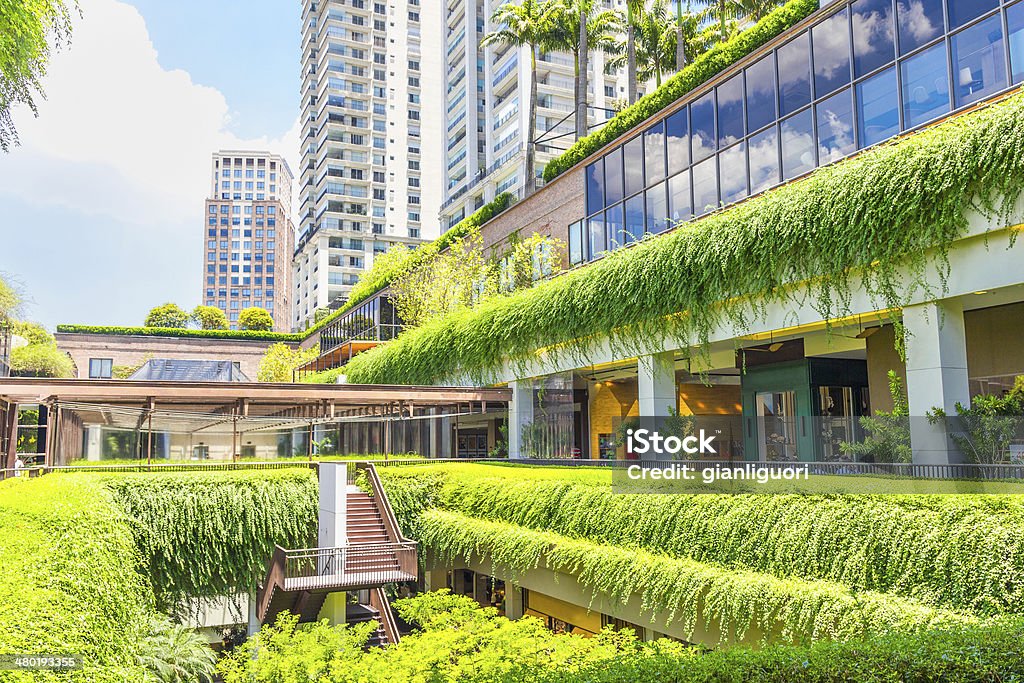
[
  {"left": 201, "top": 151, "right": 295, "bottom": 332},
  {"left": 292, "top": 0, "right": 444, "bottom": 330}
]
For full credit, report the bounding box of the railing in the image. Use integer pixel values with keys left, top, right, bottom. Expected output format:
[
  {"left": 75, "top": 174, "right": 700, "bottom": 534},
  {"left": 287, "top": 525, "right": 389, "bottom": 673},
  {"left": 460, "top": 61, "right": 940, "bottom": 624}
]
[
  {"left": 370, "top": 586, "right": 400, "bottom": 644},
  {"left": 351, "top": 461, "right": 414, "bottom": 544},
  {"left": 0, "top": 466, "right": 44, "bottom": 482},
  {"left": 276, "top": 542, "right": 418, "bottom": 591},
  {"left": 47, "top": 462, "right": 318, "bottom": 474},
  {"left": 257, "top": 545, "right": 286, "bottom": 622}
]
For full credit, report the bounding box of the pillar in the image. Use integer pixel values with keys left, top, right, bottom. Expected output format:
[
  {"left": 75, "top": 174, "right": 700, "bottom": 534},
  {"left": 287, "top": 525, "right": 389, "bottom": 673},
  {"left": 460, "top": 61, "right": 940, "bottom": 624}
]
[
  {"left": 904, "top": 300, "right": 971, "bottom": 464},
  {"left": 508, "top": 379, "right": 535, "bottom": 459},
  {"left": 637, "top": 352, "right": 676, "bottom": 419},
  {"left": 504, "top": 582, "right": 524, "bottom": 619},
  {"left": 317, "top": 463, "right": 348, "bottom": 625}
]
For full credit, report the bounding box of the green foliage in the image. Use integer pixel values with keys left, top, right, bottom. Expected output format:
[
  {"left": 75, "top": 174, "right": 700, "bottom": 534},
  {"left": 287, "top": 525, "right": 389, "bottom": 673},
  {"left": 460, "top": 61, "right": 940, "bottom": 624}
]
[
  {"left": 9, "top": 339, "right": 75, "bottom": 377},
  {"left": 0, "top": 273, "right": 19, "bottom": 317},
  {"left": 145, "top": 303, "right": 190, "bottom": 329},
  {"left": 257, "top": 342, "right": 318, "bottom": 382},
  {"left": 929, "top": 377, "right": 1024, "bottom": 464},
  {"left": 346, "top": 90, "right": 1024, "bottom": 385},
  {"left": 298, "top": 366, "right": 346, "bottom": 384},
  {"left": 239, "top": 307, "right": 274, "bottom": 331},
  {"left": 0, "top": 475, "right": 156, "bottom": 681},
  {"left": 137, "top": 615, "right": 217, "bottom": 683},
  {"left": 542, "top": 0, "right": 816, "bottom": 182},
  {"left": 191, "top": 305, "right": 228, "bottom": 331},
  {"left": 56, "top": 323, "right": 302, "bottom": 342},
  {"left": 11, "top": 319, "right": 52, "bottom": 345},
  {"left": 103, "top": 470, "right": 319, "bottom": 612},
  {"left": 841, "top": 370, "right": 912, "bottom": 463}
]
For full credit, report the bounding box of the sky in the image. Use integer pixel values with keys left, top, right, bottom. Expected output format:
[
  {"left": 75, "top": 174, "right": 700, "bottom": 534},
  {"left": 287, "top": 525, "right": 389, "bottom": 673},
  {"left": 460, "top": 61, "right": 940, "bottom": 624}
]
[{"left": 0, "top": 0, "right": 302, "bottom": 330}]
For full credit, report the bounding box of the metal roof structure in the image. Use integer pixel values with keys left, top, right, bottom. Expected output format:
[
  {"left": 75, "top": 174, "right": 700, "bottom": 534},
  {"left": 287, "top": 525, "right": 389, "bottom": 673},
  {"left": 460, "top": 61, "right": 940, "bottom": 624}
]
[{"left": 129, "top": 359, "right": 250, "bottom": 382}]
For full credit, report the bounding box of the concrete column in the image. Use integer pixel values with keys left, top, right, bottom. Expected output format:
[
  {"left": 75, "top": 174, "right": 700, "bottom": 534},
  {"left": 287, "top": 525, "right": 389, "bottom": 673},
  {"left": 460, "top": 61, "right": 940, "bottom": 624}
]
[
  {"left": 247, "top": 591, "right": 259, "bottom": 636},
  {"left": 504, "top": 582, "right": 524, "bottom": 619},
  {"left": 508, "top": 379, "right": 535, "bottom": 459},
  {"left": 904, "top": 300, "right": 971, "bottom": 464},
  {"left": 317, "top": 463, "right": 349, "bottom": 625},
  {"left": 638, "top": 352, "right": 676, "bottom": 419},
  {"left": 85, "top": 426, "right": 102, "bottom": 461},
  {"left": 422, "top": 565, "right": 449, "bottom": 592}
]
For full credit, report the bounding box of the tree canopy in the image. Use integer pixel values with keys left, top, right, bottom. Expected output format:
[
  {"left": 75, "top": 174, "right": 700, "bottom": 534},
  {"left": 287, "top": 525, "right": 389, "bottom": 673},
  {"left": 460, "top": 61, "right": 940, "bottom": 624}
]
[
  {"left": 191, "top": 305, "right": 228, "bottom": 330},
  {"left": 238, "top": 307, "right": 274, "bottom": 331},
  {"left": 144, "top": 303, "right": 190, "bottom": 329}
]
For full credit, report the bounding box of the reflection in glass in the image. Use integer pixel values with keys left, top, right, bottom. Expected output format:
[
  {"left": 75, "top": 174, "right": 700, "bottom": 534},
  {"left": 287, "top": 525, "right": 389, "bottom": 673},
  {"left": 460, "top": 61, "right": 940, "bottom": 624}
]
[
  {"left": 816, "top": 88, "right": 855, "bottom": 163},
  {"left": 624, "top": 194, "right": 645, "bottom": 243},
  {"left": 623, "top": 136, "right": 645, "bottom": 197},
  {"left": 588, "top": 213, "right": 606, "bottom": 256},
  {"left": 604, "top": 145, "right": 624, "bottom": 205},
  {"left": 778, "top": 33, "right": 811, "bottom": 116},
  {"left": 605, "top": 203, "right": 625, "bottom": 248},
  {"left": 665, "top": 108, "right": 689, "bottom": 174},
  {"left": 691, "top": 91, "right": 716, "bottom": 162},
  {"left": 756, "top": 390, "right": 798, "bottom": 462},
  {"left": 644, "top": 122, "right": 666, "bottom": 182},
  {"left": 812, "top": 8, "right": 851, "bottom": 97},
  {"left": 719, "top": 142, "right": 748, "bottom": 205},
  {"left": 897, "top": 0, "right": 943, "bottom": 55},
  {"left": 947, "top": 0, "right": 997, "bottom": 31},
  {"left": 568, "top": 220, "right": 584, "bottom": 264},
  {"left": 856, "top": 66, "right": 899, "bottom": 147},
  {"left": 668, "top": 170, "right": 691, "bottom": 223},
  {"left": 1010, "top": 1, "right": 1024, "bottom": 85},
  {"left": 646, "top": 182, "right": 669, "bottom": 234},
  {"left": 745, "top": 53, "right": 777, "bottom": 133},
  {"left": 851, "top": 0, "right": 895, "bottom": 77},
  {"left": 748, "top": 126, "right": 780, "bottom": 194},
  {"left": 585, "top": 160, "right": 604, "bottom": 215},
  {"left": 781, "top": 109, "right": 815, "bottom": 180},
  {"left": 951, "top": 14, "right": 1006, "bottom": 108},
  {"left": 692, "top": 157, "right": 719, "bottom": 215},
  {"left": 900, "top": 42, "right": 949, "bottom": 127},
  {"left": 717, "top": 73, "right": 745, "bottom": 147}
]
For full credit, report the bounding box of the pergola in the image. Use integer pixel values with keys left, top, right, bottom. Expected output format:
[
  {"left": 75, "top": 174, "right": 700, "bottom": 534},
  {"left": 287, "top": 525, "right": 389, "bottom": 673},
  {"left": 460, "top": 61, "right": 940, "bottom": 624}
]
[{"left": 0, "top": 378, "right": 511, "bottom": 467}]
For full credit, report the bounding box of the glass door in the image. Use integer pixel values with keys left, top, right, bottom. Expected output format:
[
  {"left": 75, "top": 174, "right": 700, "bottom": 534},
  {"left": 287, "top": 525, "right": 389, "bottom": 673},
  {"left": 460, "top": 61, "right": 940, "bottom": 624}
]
[
  {"left": 756, "top": 390, "right": 798, "bottom": 461},
  {"left": 818, "top": 386, "right": 856, "bottom": 461}
]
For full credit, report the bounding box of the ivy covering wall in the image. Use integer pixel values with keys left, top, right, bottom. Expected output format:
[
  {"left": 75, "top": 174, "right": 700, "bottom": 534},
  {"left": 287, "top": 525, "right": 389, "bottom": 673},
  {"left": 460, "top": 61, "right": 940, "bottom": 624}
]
[{"left": 344, "top": 90, "right": 1024, "bottom": 386}]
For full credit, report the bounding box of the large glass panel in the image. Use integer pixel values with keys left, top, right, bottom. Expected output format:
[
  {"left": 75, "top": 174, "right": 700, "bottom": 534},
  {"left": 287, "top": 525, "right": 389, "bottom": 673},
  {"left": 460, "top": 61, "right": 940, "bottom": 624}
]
[
  {"left": 816, "top": 88, "right": 855, "bottom": 164},
  {"left": 1011, "top": 1, "right": 1024, "bottom": 84},
  {"left": 717, "top": 73, "right": 745, "bottom": 147},
  {"left": 748, "top": 126, "right": 780, "bottom": 194},
  {"left": 745, "top": 53, "right": 777, "bottom": 133},
  {"left": 757, "top": 390, "right": 799, "bottom": 461},
  {"left": 604, "top": 145, "right": 624, "bottom": 205},
  {"left": 623, "top": 136, "right": 645, "bottom": 197},
  {"left": 691, "top": 91, "right": 716, "bottom": 162},
  {"left": 951, "top": 14, "right": 1006, "bottom": 108},
  {"left": 896, "top": 0, "right": 944, "bottom": 55},
  {"left": 568, "top": 220, "right": 584, "bottom": 264},
  {"left": 665, "top": 107, "right": 689, "bottom": 174},
  {"left": 606, "top": 202, "right": 626, "bottom": 247},
  {"left": 623, "top": 194, "right": 645, "bottom": 243},
  {"left": 692, "top": 157, "right": 719, "bottom": 215},
  {"left": 812, "top": 8, "right": 852, "bottom": 97},
  {"left": 588, "top": 213, "right": 606, "bottom": 256},
  {"left": 851, "top": 0, "right": 895, "bottom": 77},
  {"left": 778, "top": 33, "right": 812, "bottom": 116},
  {"left": 781, "top": 109, "right": 815, "bottom": 179},
  {"left": 900, "top": 42, "right": 949, "bottom": 128},
  {"left": 644, "top": 122, "right": 666, "bottom": 183},
  {"left": 719, "top": 142, "right": 748, "bottom": 205},
  {"left": 856, "top": 66, "right": 899, "bottom": 147},
  {"left": 585, "top": 159, "right": 604, "bottom": 215},
  {"left": 947, "top": 0, "right": 997, "bottom": 31},
  {"left": 668, "top": 170, "right": 692, "bottom": 223},
  {"left": 646, "top": 181, "right": 669, "bottom": 234}
]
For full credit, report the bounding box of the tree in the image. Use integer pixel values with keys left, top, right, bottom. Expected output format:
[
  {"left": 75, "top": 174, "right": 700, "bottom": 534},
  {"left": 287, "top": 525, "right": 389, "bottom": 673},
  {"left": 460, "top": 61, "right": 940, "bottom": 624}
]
[
  {"left": 622, "top": 0, "right": 644, "bottom": 104},
  {"left": 257, "top": 343, "right": 319, "bottom": 383},
  {"left": 145, "top": 303, "right": 189, "bottom": 329},
  {"left": 840, "top": 371, "right": 911, "bottom": 463},
  {"left": 11, "top": 320, "right": 53, "bottom": 346},
  {"left": 482, "top": 0, "right": 561, "bottom": 195},
  {"left": 138, "top": 617, "right": 216, "bottom": 683},
  {"left": 9, "top": 343, "right": 74, "bottom": 377},
  {"left": 0, "top": 274, "right": 20, "bottom": 319},
  {"left": 238, "top": 307, "right": 274, "bottom": 331},
  {"left": 634, "top": 0, "right": 674, "bottom": 87},
  {"left": 928, "top": 377, "right": 1024, "bottom": 464},
  {"left": 1, "top": 1, "right": 75, "bottom": 152},
  {"left": 731, "top": 0, "right": 784, "bottom": 22},
  {"left": 191, "top": 305, "right": 228, "bottom": 330}
]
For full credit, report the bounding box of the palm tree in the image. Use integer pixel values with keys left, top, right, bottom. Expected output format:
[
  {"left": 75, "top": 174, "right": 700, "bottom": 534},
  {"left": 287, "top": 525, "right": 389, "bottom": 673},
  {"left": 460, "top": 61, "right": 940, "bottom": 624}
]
[
  {"left": 483, "top": 0, "right": 561, "bottom": 196},
  {"left": 665, "top": 4, "right": 714, "bottom": 72},
  {"left": 634, "top": 0, "right": 674, "bottom": 87},
  {"left": 731, "top": 0, "right": 784, "bottom": 22},
  {"left": 138, "top": 618, "right": 217, "bottom": 683},
  {"left": 623, "top": 0, "right": 645, "bottom": 104}
]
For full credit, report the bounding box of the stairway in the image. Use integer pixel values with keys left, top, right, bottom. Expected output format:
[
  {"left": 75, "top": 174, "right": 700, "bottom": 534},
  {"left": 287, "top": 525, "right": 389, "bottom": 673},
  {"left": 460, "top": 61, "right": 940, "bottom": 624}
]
[
  {"left": 346, "top": 491, "right": 389, "bottom": 543},
  {"left": 346, "top": 601, "right": 390, "bottom": 648}
]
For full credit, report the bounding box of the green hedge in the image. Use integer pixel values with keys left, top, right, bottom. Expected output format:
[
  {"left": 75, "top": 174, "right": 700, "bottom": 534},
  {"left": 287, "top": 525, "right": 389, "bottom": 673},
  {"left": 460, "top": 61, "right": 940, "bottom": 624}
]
[
  {"left": 541, "top": 0, "right": 819, "bottom": 183},
  {"left": 55, "top": 324, "right": 303, "bottom": 342},
  {"left": 345, "top": 89, "right": 1024, "bottom": 385}
]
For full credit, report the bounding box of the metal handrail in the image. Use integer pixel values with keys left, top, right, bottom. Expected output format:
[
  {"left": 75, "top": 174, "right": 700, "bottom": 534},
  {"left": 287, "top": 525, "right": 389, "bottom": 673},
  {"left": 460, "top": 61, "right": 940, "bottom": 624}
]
[
  {"left": 353, "top": 462, "right": 413, "bottom": 543},
  {"left": 370, "top": 586, "right": 401, "bottom": 645},
  {"left": 277, "top": 542, "right": 417, "bottom": 591}
]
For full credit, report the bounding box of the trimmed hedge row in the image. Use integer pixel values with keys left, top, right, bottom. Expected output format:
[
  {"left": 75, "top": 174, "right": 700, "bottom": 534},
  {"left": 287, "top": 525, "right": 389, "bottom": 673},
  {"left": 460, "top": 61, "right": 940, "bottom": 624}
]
[
  {"left": 541, "top": 0, "right": 819, "bottom": 183},
  {"left": 55, "top": 323, "right": 303, "bottom": 342}
]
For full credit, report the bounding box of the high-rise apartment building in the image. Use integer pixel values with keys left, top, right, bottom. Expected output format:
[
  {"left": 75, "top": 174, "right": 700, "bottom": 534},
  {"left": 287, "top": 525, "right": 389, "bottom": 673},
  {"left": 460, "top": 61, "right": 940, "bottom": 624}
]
[
  {"left": 292, "top": 0, "right": 444, "bottom": 330},
  {"left": 201, "top": 151, "right": 295, "bottom": 332},
  {"left": 440, "top": 0, "right": 632, "bottom": 230}
]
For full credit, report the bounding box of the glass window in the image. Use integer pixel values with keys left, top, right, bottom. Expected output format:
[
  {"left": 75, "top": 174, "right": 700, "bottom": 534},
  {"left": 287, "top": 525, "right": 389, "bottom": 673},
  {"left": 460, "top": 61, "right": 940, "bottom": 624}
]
[
  {"left": 748, "top": 126, "right": 780, "bottom": 194},
  {"left": 812, "top": 8, "right": 851, "bottom": 97},
  {"left": 692, "top": 157, "right": 719, "bottom": 216},
  {"left": 951, "top": 14, "right": 1006, "bottom": 108},
  {"left": 644, "top": 122, "right": 666, "bottom": 183},
  {"left": 781, "top": 109, "right": 815, "bottom": 179},
  {"left": 589, "top": 214, "right": 607, "bottom": 256},
  {"left": 901, "top": 42, "right": 949, "bottom": 128},
  {"left": 665, "top": 108, "right": 689, "bottom": 174},
  {"left": 947, "top": 0, "right": 997, "bottom": 31},
  {"left": 568, "top": 220, "right": 585, "bottom": 264},
  {"left": 852, "top": 0, "right": 895, "bottom": 77},
  {"left": 623, "top": 136, "right": 645, "bottom": 197},
  {"left": 719, "top": 143, "right": 748, "bottom": 205},
  {"left": 624, "top": 194, "right": 645, "bottom": 243},
  {"left": 717, "top": 73, "right": 745, "bottom": 147},
  {"left": 816, "top": 88, "right": 855, "bottom": 163},
  {"left": 691, "top": 92, "right": 716, "bottom": 162},
  {"left": 606, "top": 202, "right": 627, "bottom": 248},
  {"left": 856, "top": 66, "right": 899, "bottom": 147},
  {"left": 897, "top": 0, "right": 943, "bottom": 55},
  {"left": 586, "top": 160, "right": 604, "bottom": 215},
  {"left": 778, "top": 33, "right": 812, "bottom": 116},
  {"left": 745, "top": 53, "right": 777, "bottom": 133},
  {"left": 1011, "top": 1, "right": 1024, "bottom": 84},
  {"left": 89, "top": 358, "right": 113, "bottom": 379},
  {"left": 605, "top": 146, "right": 624, "bottom": 205},
  {"left": 668, "top": 170, "right": 692, "bottom": 223},
  {"left": 646, "top": 182, "right": 668, "bottom": 234}
]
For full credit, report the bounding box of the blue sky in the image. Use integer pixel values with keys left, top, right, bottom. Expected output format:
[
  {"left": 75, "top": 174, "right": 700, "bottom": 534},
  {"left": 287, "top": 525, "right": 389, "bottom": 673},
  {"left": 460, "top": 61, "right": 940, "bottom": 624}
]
[{"left": 0, "top": 0, "right": 301, "bottom": 330}]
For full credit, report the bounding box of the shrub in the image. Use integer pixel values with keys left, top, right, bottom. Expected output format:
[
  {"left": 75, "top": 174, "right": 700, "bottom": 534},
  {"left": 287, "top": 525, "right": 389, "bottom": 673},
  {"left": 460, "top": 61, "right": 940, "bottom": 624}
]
[
  {"left": 191, "top": 305, "right": 229, "bottom": 330},
  {"left": 239, "top": 307, "right": 274, "bottom": 331},
  {"left": 257, "top": 342, "right": 319, "bottom": 382},
  {"left": 55, "top": 324, "right": 302, "bottom": 342},
  {"left": 9, "top": 341, "right": 75, "bottom": 377},
  {"left": 145, "top": 303, "right": 189, "bottom": 329},
  {"left": 11, "top": 319, "right": 53, "bottom": 345}
]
